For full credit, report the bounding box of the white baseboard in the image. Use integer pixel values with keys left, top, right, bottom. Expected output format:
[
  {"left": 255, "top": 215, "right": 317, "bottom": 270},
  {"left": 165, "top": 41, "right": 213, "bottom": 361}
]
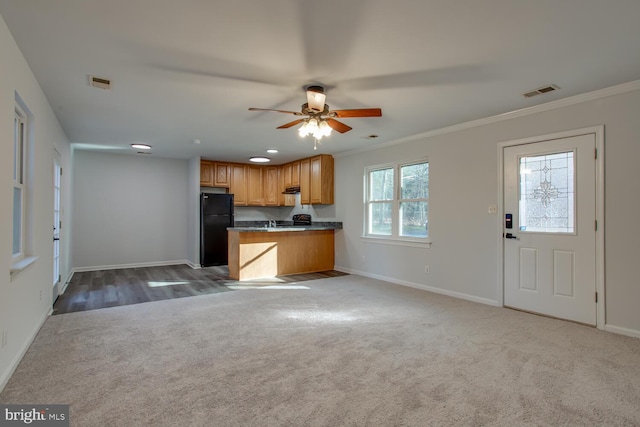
[
  {"left": 0, "top": 308, "right": 50, "bottom": 393},
  {"left": 186, "top": 260, "right": 201, "bottom": 269},
  {"left": 335, "top": 266, "right": 500, "bottom": 307},
  {"left": 604, "top": 324, "right": 640, "bottom": 339},
  {"left": 70, "top": 259, "right": 191, "bottom": 274},
  {"left": 59, "top": 270, "right": 75, "bottom": 294}
]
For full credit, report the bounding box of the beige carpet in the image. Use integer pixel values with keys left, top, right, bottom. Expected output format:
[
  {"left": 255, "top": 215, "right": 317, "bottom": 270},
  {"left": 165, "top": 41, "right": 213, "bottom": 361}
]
[{"left": 1, "top": 275, "right": 639, "bottom": 426}]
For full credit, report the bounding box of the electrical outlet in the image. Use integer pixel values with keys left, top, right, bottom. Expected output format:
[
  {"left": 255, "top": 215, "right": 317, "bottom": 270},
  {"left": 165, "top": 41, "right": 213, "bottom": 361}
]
[
  {"left": 424, "top": 265, "right": 430, "bottom": 274},
  {"left": 488, "top": 205, "right": 498, "bottom": 214}
]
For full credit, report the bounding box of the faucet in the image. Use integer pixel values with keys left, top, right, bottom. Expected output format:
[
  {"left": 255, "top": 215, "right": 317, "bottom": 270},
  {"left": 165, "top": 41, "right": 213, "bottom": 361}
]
[{"left": 268, "top": 219, "right": 277, "bottom": 228}]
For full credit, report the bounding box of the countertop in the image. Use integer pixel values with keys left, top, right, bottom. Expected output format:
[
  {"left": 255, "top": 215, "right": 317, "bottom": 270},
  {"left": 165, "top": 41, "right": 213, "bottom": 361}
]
[{"left": 228, "top": 221, "right": 342, "bottom": 232}]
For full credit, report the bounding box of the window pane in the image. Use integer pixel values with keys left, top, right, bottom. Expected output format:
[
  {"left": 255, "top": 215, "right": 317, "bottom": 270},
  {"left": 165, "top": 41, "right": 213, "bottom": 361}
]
[
  {"left": 400, "top": 201, "right": 428, "bottom": 237},
  {"left": 370, "top": 168, "right": 394, "bottom": 201},
  {"left": 369, "top": 202, "right": 392, "bottom": 235},
  {"left": 519, "top": 151, "right": 574, "bottom": 233},
  {"left": 401, "top": 162, "right": 429, "bottom": 199},
  {"left": 13, "top": 186, "right": 22, "bottom": 255}
]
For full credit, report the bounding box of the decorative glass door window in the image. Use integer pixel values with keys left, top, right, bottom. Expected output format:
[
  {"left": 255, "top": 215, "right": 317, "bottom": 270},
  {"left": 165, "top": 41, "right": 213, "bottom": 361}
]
[{"left": 519, "top": 150, "right": 575, "bottom": 233}]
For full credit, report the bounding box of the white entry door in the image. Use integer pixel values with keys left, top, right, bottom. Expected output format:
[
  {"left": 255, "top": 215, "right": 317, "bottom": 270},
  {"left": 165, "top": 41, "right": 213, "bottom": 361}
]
[{"left": 504, "top": 133, "right": 597, "bottom": 325}]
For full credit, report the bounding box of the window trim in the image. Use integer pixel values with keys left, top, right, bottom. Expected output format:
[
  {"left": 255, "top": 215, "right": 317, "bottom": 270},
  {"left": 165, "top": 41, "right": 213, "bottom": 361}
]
[
  {"left": 363, "top": 158, "right": 430, "bottom": 245},
  {"left": 13, "top": 105, "right": 27, "bottom": 262}
]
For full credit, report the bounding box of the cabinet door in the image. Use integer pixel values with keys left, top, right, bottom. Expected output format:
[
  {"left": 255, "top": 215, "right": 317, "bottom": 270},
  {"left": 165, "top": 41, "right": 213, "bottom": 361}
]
[
  {"left": 247, "top": 165, "right": 264, "bottom": 206},
  {"left": 310, "top": 156, "right": 323, "bottom": 204},
  {"left": 310, "top": 155, "right": 334, "bottom": 204},
  {"left": 200, "top": 161, "right": 214, "bottom": 187},
  {"left": 283, "top": 163, "right": 293, "bottom": 188},
  {"left": 299, "top": 158, "right": 310, "bottom": 205},
  {"left": 230, "top": 164, "right": 247, "bottom": 206},
  {"left": 291, "top": 161, "right": 301, "bottom": 187},
  {"left": 264, "top": 166, "right": 279, "bottom": 206},
  {"left": 214, "top": 163, "right": 230, "bottom": 187}
]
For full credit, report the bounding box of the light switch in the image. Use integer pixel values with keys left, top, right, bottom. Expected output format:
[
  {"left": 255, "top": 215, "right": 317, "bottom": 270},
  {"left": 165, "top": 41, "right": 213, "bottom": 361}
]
[{"left": 488, "top": 205, "right": 497, "bottom": 214}]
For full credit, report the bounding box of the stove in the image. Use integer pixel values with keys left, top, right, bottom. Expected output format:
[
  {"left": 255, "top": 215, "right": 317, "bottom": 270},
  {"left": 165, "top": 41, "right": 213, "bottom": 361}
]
[{"left": 292, "top": 214, "right": 312, "bottom": 226}]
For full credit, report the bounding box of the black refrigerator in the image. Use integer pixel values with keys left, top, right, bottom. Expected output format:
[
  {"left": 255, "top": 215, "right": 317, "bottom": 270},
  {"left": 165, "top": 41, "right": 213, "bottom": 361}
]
[{"left": 200, "top": 193, "right": 234, "bottom": 266}]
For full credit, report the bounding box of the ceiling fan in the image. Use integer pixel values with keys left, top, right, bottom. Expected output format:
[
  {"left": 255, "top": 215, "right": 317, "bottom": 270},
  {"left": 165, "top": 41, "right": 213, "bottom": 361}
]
[{"left": 248, "top": 85, "right": 382, "bottom": 140}]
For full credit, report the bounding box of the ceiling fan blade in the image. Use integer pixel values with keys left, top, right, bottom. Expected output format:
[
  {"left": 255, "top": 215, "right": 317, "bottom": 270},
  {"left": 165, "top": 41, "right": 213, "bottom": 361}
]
[
  {"left": 326, "top": 118, "right": 352, "bottom": 133},
  {"left": 277, "top": 119, "right": 305, "bottom": 129},
  {"left": 248, "top": 108, "right": 303, "bottom": 116},
  {"left": 330, "top": 108, "right": 382, "bottom": 118}
]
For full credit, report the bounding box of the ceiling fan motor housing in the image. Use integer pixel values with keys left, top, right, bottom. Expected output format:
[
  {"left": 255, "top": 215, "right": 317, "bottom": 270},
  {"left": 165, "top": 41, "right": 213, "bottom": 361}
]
[{"left": 306, "top": 86, "right": 326, "bottom": 112}]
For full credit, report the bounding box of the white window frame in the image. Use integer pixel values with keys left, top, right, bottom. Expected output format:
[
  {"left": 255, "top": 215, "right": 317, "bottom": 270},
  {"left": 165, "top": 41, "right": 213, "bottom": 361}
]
[
  {"left": 13, "top": 105, "right": 27, "bottom": 262},
  {"left": 363, "top": 159, "right": 430, "bottom": 247}
]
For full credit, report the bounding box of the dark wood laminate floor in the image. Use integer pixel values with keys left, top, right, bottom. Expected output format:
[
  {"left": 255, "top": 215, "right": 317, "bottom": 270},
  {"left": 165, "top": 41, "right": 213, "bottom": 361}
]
[{"left": 53, "top": 264, "right": 348, "bottom": 315}]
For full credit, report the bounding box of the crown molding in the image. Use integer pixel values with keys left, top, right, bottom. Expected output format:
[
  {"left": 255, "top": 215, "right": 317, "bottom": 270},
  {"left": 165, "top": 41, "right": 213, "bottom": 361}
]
[{"left": 335, "top": 79, "right": 640, "bottom": 158}]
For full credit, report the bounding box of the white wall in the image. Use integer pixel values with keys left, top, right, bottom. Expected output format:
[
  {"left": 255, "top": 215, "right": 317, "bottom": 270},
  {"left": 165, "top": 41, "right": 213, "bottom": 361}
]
[
  {"left": 335, "top": 86, "right": 640, "bottom": 336},
  {"left": 235, "top": 193, "right": 338, "bottom": 222},
  {"left": 71, "top": 150, "right": 189, "bottom": 269},
  {"left": 0, "top": 14, "right": 72, "bottom": 389}
]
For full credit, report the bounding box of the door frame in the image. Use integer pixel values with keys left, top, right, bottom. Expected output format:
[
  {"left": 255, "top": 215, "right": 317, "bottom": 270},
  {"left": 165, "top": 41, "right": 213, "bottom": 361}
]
[
  {"left": 497, "top": 126, "right": 605, "bottom": 329},
  {"left": 53, "top": 148, "right": 62, "bottom": 303}
]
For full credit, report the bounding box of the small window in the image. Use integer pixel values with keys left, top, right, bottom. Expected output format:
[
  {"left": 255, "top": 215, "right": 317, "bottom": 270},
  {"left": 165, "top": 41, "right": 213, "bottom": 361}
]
[
  {"left": 365, "top": 160, "right": 429, "bottom": 241},
  {"left": 13, "top": 106, "right": 27, "bottom": 260}
]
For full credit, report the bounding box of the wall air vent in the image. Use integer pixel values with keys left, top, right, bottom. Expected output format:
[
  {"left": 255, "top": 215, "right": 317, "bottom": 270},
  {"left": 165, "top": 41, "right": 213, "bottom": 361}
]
[
  {"left": 89, "top": 75, "right": 112, "bottom": 90},
  {"left": 523, "top": 84, "right": 559, "bottom": 98}
]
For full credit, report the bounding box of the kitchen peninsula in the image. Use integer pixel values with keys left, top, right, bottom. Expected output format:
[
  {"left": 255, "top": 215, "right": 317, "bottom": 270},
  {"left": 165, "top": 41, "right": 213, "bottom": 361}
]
[{"left": 227, "top": 222, "right": 342, "bottom": 281}]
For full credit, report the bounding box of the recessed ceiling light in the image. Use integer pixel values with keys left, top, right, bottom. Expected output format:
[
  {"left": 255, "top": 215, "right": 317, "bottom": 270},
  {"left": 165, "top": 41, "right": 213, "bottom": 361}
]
[
  {"left": 131, "top": 143, "right": 151, "bottom": 150},
  {"left": 266, "top": 149, "right": 279, "bottom": 154},
  {"left": 249, "top": 156, "right": 271, "bottom": 163}
]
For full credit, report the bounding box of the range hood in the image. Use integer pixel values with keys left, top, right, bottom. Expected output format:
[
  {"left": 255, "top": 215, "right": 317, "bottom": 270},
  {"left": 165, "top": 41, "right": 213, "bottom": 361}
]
[{"left": 282, "top": 186, "right": 300, "bottom": 194}]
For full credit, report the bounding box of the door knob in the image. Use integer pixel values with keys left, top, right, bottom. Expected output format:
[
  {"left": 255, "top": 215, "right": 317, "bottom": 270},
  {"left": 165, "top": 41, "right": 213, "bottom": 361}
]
[{"left": 505, "top": 233, "right": 519, "bottom": 240}]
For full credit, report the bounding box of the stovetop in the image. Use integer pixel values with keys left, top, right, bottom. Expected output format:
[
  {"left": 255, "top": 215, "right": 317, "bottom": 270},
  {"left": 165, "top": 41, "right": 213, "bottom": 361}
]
[{"left": 292, "top": 214, "right": 312, "bottom": 226}]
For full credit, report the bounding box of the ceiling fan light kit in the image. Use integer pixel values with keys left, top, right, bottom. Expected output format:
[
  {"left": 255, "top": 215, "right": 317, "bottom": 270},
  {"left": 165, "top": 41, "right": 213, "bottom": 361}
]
[
  {"left": 298, "top": 118, "right": 332, "bottom": 140},
  {"left": 249, "top": 85, "right": 382, "bottom": 146}
]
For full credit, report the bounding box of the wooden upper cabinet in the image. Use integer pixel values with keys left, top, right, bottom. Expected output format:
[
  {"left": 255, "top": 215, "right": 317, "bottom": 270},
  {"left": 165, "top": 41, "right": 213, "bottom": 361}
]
[
  {"left": 201, "top": 155, "right": 333, "bottom": 206},
  {"left": 278, "top": 166, "right": 295, "bottom": 207},
  {"left": 200, "top": 161, "right": 229, "bottom": 188},
  {"left": 264, "top": 166, "right": 279, "bottom": 206},
  {"left": 230, "top": 164, "right": 247, "bottom": 206},
  {"left": 299, "top": 158, "right": 311, "bottom": 205},
  {"left": 291, "top": 161, "right": 301, "bottom": 187},
  {"left": 214, "top": 163, "right": 230, "bottom": 187},
  {"left": 246, "top": 165, "right": 264, "bottom": 206},
  {"left": 283, "top": 163, "right": 293, "bottom": 188},
  {"left": 310, "top": 154, "right": 334, "bottom": 205},
  {"left": 200, "top": 161, "right": 215, "bottom": 187}
]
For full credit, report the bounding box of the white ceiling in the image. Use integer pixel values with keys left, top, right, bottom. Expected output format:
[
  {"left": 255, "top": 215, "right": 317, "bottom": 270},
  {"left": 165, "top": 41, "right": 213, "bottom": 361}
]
[{"left": 2, "top": 0, "right": 640, "bottom": 163}]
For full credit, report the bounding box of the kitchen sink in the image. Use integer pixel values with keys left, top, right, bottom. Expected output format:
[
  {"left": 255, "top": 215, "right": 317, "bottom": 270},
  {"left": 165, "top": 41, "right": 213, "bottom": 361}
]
[{"left": 267, "top": 227, "right": 305, "bottom": 232}]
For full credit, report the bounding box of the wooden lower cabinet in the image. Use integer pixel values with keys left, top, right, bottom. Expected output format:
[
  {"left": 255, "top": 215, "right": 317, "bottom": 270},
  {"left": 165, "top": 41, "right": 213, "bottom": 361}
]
[{"left": 228, "top": 230, "right": 335, "bottom": 280}]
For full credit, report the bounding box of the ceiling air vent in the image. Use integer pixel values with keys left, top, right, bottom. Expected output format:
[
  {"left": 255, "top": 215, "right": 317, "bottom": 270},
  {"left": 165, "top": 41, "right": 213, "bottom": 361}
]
[
  {"left": 89, "top": 75, "right": 112, "bottom": 90},
  {"left": 523, "top": 84, "right": 559, "bottom": 98}
]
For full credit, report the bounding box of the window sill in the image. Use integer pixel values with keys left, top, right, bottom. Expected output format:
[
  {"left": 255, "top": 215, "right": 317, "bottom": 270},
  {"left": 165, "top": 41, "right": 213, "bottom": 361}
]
[
  {"left": 10, "top": 256, "right": 38, "bottom": 277},
  {"left": 360, "top": 236, "right": 431, "bottom": 248}
]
